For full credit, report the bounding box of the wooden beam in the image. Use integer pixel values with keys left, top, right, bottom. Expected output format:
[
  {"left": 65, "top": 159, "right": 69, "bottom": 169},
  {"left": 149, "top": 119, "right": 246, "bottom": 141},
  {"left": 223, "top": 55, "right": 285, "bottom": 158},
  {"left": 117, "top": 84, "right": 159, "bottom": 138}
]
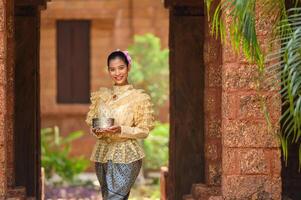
[
  {"left": 15, "top": 0, "right": 48, "bottom": 8},
  {"left": 14, "top": 5, "right": 41, "bottom": 199},
  {"left": 164, "top": 0, "right": 203, "bottom": 9}
]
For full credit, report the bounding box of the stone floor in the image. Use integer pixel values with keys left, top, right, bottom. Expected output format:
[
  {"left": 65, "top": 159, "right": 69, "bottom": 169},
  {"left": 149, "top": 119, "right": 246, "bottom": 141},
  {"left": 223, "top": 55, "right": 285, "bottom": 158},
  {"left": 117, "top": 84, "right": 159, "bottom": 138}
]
[{"left": 44, "top": 172, "right": 160, "bottom": 200}]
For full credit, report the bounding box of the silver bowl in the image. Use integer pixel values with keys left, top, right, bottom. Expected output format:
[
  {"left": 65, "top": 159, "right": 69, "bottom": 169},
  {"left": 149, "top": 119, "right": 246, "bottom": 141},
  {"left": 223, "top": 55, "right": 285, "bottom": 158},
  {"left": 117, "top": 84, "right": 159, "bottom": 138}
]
[{"left": 92, "top": 117, "right": 114, "bottom": 129}]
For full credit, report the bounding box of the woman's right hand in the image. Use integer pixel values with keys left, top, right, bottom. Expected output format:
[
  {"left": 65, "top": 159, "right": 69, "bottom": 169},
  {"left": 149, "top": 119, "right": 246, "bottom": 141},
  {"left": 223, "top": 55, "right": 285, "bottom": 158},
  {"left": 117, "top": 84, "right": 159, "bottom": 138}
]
[
  {"left": 91, "top": 128, "right": 103, "bottom": 138},
  {"left": 91, "top": 127, "right": 115, "bottom": 138}
]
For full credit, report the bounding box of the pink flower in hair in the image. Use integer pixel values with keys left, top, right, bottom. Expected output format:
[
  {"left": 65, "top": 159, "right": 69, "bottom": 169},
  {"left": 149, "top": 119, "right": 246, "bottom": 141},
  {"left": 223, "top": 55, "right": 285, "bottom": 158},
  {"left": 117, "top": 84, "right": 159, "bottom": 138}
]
[
  {"left": 115, "top": 49, "right": 132, "bottom": 65},
  {"left": 122, "top": 50, "right": 132, "bottom": 65}
]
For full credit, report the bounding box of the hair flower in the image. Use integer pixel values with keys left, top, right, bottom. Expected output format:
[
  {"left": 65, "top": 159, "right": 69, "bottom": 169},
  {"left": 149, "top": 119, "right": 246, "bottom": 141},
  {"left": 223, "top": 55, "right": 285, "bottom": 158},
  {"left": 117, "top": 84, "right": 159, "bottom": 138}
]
[{"left": 122, "top": 50, "right": 132, "bottom": 65}]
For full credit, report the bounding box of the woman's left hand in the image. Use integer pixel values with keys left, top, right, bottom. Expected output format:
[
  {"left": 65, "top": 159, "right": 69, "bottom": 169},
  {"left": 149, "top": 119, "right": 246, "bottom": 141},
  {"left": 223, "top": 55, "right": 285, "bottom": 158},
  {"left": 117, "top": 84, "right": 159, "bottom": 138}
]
[
  {"left": 106, "top": 125, "right": 121, "bottom": 134},
  {"left": 93, "top": 126, "right": 121, "bottom": 138}
]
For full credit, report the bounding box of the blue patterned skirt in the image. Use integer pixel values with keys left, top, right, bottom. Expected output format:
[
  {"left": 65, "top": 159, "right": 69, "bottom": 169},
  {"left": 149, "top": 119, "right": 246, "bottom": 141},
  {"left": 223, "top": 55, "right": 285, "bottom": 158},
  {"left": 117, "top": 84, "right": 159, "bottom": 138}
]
[{"left": 95, "top": 159, "right": 142, "bottom": 200}]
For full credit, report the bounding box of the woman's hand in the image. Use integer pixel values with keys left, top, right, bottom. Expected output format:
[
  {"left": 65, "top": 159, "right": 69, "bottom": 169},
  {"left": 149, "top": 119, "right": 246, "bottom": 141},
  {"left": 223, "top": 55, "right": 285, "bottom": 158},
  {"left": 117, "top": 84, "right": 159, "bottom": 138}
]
[
  {"left": 106, "top": 125, "right": 121, "bottom": 134},
  {"left": 91, "top": 126, "right": 121, "bottom": 138},
  {"left": 91, "top": 128, "right": 103, "bottom": 138}
]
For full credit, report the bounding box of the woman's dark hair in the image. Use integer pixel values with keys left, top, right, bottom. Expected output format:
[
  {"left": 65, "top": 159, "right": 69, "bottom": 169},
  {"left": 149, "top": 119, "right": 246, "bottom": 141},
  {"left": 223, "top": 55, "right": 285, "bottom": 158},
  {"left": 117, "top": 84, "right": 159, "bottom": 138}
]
[{"left": 107, "top": 51, "right": 129, "bottom": 67}]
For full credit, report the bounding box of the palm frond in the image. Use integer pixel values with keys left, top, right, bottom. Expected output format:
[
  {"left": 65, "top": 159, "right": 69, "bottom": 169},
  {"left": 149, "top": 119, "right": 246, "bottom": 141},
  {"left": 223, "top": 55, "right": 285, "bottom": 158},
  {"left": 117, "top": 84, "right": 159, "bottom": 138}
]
[
  {"left": 265, "top": 7, "right": 301, "bottom": 165},
  {"left": 206, "top": 0, "right": 301, "bottom": 166},
  {"left": 206, "top": 0, "right": 265, "bottom": 67}
]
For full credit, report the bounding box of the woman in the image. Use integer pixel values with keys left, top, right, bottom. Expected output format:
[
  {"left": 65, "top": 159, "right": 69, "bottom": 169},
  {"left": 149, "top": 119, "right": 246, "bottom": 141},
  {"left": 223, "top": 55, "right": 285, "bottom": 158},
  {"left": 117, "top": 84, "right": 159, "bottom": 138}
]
[{"left": 85, "top": 50, "right": 155, "bottom": 200}]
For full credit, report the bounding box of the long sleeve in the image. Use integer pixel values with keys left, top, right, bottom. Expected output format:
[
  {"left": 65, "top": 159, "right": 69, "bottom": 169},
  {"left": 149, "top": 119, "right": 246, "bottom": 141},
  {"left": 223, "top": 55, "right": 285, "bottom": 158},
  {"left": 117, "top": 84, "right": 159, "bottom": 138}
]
[
  {"left": 120, "top": 93, "right": 155, "bottom": 139},
  {"left": 89, "top": 85, "right": 155, "bottom": 164},
  {"left": 85, "top": 87, "right": 111, "bottom": 128},
  {"left": 85, "top": 91, "right": 100, "bottom": 128}
]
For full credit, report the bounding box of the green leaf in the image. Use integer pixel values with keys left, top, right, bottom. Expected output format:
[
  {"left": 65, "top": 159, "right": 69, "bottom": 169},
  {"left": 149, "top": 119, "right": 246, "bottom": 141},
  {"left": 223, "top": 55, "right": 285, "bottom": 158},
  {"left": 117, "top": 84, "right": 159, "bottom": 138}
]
[{"left": 264, "top": 7, "right": 301, "bottom": 166}]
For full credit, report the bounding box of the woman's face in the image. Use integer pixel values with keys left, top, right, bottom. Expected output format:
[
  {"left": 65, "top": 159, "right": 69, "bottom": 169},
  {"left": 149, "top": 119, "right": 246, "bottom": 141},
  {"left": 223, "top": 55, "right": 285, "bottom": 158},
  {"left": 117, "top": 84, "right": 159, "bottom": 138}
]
[{"left": 108, "top": 58, "right": 130, "bottom": 85}]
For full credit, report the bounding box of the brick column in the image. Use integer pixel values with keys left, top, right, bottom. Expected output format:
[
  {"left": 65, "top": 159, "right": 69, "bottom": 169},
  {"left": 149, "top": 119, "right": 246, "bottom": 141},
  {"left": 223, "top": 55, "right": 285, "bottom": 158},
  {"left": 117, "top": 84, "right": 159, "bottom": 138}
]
[
  {"left": 0, "top": 0, "right": 16, "bottom": 197},
  {"left": 221, "top": 14, "right": 282, "bottom": 200},
  {"left": 204, "top": 12, "right": 222, "bottom": 188}
]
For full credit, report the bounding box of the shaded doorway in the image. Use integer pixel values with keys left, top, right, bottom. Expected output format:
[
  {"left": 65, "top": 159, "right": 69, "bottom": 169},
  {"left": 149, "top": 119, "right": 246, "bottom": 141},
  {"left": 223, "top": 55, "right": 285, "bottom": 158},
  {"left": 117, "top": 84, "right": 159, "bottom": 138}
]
[
  {"left": 168, "top": 4, "right": 206, "bottom": 200},
  {"left": 282, "top": 142, "right": 301, "bottom": 200},
  {"left": 14, "top": 5, "right": 41, "bottom": 198}
]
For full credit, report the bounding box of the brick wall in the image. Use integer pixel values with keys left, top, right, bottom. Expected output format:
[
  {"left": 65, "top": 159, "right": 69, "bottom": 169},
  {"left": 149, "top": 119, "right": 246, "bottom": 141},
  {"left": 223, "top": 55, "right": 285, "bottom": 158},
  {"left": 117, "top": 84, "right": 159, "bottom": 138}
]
[
  {"left": 221, "top": 7, "right": 282, "bottom": 199},
  {"left": 40, "top": 0, "right": 169, "bottom": 171},
  {"left": 0, "top": 0, "right": 18, "bottom": 197},
  {"left": 0, "top": 0, "right": 8, "bottom": 195},
  {"left": 204, "top": 17, "right": 222, "bottom": 187}
]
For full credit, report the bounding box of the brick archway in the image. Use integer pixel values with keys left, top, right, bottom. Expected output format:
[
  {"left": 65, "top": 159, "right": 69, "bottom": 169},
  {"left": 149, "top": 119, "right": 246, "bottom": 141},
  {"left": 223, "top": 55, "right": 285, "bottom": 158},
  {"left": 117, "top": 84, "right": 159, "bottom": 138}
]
[{"left": 0, "top": 0, "right": 284, "bottom": 199}]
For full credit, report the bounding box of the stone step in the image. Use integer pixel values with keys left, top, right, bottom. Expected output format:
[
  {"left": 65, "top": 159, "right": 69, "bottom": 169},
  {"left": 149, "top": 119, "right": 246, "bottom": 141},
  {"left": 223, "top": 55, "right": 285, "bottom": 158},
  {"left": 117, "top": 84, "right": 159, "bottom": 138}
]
[
  {"left": 192, "top": 183, "right": 221, "bottom": 200},
  {"left": 7, "top": 186, "right": 26, "bottom": 200},
  {"left": 208, "top": 196, "right": 223, "bottom": 200},
  {"left": 183, "top": 194, "right": 195, "bottom": 200}
]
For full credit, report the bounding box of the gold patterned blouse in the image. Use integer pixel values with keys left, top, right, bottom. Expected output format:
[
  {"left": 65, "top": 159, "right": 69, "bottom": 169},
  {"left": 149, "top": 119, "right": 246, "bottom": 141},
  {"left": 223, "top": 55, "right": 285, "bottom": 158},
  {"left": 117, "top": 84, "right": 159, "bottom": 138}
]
[{"left": 85, "top": 84, "right": 155, "bottom": 164}]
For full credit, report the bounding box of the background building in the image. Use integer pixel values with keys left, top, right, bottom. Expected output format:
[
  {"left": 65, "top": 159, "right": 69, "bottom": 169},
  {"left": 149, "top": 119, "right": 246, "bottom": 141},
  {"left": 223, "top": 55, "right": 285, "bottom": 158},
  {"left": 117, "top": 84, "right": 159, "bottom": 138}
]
[{"left": 40, "top": 0, "right": 169, "bottom": 168}]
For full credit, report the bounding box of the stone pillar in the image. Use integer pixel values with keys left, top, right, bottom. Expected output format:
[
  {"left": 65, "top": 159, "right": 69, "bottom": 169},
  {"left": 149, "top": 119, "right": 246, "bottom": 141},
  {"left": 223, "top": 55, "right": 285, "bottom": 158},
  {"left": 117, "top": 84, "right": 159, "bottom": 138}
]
[
  {"left": 1, "top": 0, "right": 47, "bottom": 198},
  {"left": 0, "top": 0, "right": 9, "bottom": 196},
  {"left": 221, "top": 11, "right": 282, "bottom": 200},
  {"left": 204, "top": 5, "right": 222, "bottom": 187},
  {"left": 0, "top": 0, "right": 16, "bottom": 198}
]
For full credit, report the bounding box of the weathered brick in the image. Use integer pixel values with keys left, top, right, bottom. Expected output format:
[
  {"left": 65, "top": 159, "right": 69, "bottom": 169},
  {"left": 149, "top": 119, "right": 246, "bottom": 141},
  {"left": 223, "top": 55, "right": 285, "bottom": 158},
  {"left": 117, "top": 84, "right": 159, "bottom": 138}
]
[
  {"left": 223, "top": 119, "right": 279, "bottom": 148},
  {"left": 207, "top": 163, "right": 222, "bottom": 186},
  {"left": 223, "top": 175, "right": 281, "bottom": 200},
  {"left": 0, "top": 145, "right": 4, "bottom": 163},
  {"left": 0, "top": 59, "right": 4, "bottom": 86},
  {"left": 206, "top": 62, "right": 222, "bottom": 88},
  {"left": 254, "top": 4, "right": 276, "bottom": 37},
  {"left": 205, "top": 143, "right": 219, "bottom": 161},
  {"left": 238, "top": 93, "right": 262, "bottom": 118},
  {"left": 223, "top": 147, "right": 240, "bottom": 175},
  {"left": 0, "top": 117, "right": 5, "bottom": 145},
  {"left": 205, "top": 89, "right": 222, "bottom": 114},
  {"left": 223, "top": 64, "right": 258, "bottom": 90},
  {"left": 222, "top": 41, "right": 249, "bottom": 64},
  {"left": 222, "top": 92, "right": 238, "bottom": 119},
  {"left": 205, "top": 116, "right": 221, "bottom": 138},
  {"left": 223, "top": 148, "right": 271, "bottom": 175},
  {"left": 208, "top": 196, "right": 223, "bottom": 200},
  {"left": 0, "top": 6, "right": 4, "bottom": 32},
  {"left": 222, "top": 92, "right": 281, "bottom": 120},
  {"left": 204, "top": 42, "right": 222, "bottom": 65},
  {"left": 265, "top": 149, "right": 281, "bottom": 177},
  {"left": 238, "top": 93, "right": 281, "bottom": 120},
  {"left": 239, "top": 149, "right": 268, "bottom": 174},
  {"left": 0, "top": 161, "right": 6, "bottom": 196}
]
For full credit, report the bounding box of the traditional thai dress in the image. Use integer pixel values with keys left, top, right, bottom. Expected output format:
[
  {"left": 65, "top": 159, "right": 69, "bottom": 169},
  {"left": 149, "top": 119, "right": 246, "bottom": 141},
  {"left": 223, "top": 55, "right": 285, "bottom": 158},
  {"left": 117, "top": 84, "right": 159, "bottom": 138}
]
[{"left": 85, "top": 84, "right": 155, "bottom": 200}]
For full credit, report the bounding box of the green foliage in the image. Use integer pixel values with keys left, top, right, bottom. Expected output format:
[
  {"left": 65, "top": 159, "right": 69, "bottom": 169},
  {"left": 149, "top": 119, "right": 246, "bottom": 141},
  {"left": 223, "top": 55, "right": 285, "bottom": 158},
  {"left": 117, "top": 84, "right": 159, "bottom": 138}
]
[
  {"left": 143, "top": 122, "right": 169, "bottom": 170},
  {"left": 264, "top": 8, "right": 301, "bottom": 167},
  {"left": 206, "top": 0, "right": 264, "bottom": 68},
  {"left": 41, "top": 126, "right": 89, "bottom": 184},
  {"left": 206, "top": 0, "right": 301, "bottom": 166},
  {"left": 127, "top": 34, "right": 169, "bottom": 114}
]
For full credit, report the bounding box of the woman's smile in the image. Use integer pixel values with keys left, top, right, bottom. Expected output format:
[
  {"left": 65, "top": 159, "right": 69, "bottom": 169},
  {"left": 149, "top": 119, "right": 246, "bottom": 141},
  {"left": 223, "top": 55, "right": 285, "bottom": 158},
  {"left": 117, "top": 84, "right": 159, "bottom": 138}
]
[
  {"left": 114, "top": 76, "right": 124, "bottom": 81},
  {"left": 108, "top": 58, "right": 130, "bottom": 85}
]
